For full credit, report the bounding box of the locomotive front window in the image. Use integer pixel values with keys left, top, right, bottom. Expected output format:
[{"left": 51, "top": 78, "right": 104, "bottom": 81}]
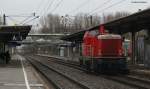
[{"left": 89, "top": 30, "right": 99, "bottom": 36}]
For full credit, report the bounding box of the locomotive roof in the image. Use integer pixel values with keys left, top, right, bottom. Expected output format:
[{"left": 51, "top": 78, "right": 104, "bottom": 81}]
[
  {"left": 97, "top": 34, "right": 121, "bottom": 39},
  {"left": 61, "top": 8, "right": 150, "bottom": 42}
]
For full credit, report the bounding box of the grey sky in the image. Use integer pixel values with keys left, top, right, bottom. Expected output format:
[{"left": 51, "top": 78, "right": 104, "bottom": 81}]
[{"left": 0, "top": 0, "right": 149, "bottom": 25}]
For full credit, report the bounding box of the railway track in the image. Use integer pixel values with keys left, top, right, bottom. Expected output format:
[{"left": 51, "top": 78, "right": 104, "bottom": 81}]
[
  {"left": 26, "top": 56, "right": 90, "bottom": 89},
  {"left": 35, "top": 54, "right": 150, "bottom": 89},
  {"left": 102, "top": 75, "right": 150, "bottom": 89}
]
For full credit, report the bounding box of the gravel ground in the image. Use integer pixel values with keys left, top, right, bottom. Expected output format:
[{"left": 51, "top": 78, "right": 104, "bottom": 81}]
[
  {"left": 29, "top": 55, "right": 137, "bottom": 89},
  {"left": 32, "top": 60, "right": 84, "bottom": 89}
]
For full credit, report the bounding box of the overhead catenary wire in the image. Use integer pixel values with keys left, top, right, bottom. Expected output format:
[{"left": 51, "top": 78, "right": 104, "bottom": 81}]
[
  {"left": 19, "top": 17, "right": 32, "bottom": 24},
  {"left": 22, "top": 16, "right": 39, "bottom": 25},
  {"left": 68, "top": 0, "right": 91, "bottom": 14},
  {"left": 50, "top": 0, "right": 64, "bottom": 13},
  {"left": 37, "top": 0, "right": 53, "bottom": 17},
  {"left": 90, "top": 0, "right": 126, "bottom": 15},
  {"left": 7, "top": 15, "right": 33, "bottom": 25},
  {"left": 87, "top": 0, "right": 113, "bottom": 15},
  {"left": 31, "top": 0, "right": 44, "bottom": 24},
  {"left": 7, "top": 16, "right": 19, "bottom": 25},
  {"left": 42, "top": 0, "right": 56, "bottom": 16},
  {"left": 30, "top": 0, "right": 46, "bottom": 28},
  {"left": 35, "top": 0, "right": 44, "bottom": 13},
  {"left": 32, "top": 0, "right": 54, "bottom": 27}
]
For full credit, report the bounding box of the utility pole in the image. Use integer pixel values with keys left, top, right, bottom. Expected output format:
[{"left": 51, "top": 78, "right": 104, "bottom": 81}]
[
  {"left": 2, "top": 12, "right": 38, "bottom": 25},
  {"left": 3, "top": 14, "right": 6, "bottom": 25},
  {"left": 90, "top": 15, "right": 93, "bottom": 26}
]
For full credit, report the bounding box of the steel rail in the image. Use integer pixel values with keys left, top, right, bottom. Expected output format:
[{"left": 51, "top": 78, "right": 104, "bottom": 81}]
[
  {"left": 26, "top": 56, "right": 90, "bottom": 89},
  {"left": 36, "top": 54, "right": 150, "bottom": 89}
]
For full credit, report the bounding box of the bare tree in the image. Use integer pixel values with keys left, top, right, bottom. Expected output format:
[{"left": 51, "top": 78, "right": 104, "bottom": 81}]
[
  {"left": 72, "top": 13, "right": 101, "bottom": 32},
  {"left": 40, "top": 14, "right": 63, "bottom": 33},
  {"left": 39, "top": 11, "right": 130, "bottom": 34},
  {"left": 104, "top": 11, "right": 130, "bottom": 23}
]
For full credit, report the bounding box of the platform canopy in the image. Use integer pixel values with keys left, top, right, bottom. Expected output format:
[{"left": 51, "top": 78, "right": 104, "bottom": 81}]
[
  {"left": 0, "top": 25, "right": 31, "bottom": 42},
  {"left": 61, "top": 8, "right": 150, "bottom": 42}
]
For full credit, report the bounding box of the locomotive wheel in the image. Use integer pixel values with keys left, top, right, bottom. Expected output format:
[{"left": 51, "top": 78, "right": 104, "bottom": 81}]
[
  {"left": 85, "top": 60, "right": 91, "bottom": 71},
  {"left": 93, "top": 61, "right": 99, "bottom": 73},
  {"left": 79, "top": 59, "right": 83, "bottom": 65},
  {"left": 119, "top": 69, "right": 130, "bottom": 74},
  {"left": 98, "top": 64, "right": 105, "bottom": 74}
]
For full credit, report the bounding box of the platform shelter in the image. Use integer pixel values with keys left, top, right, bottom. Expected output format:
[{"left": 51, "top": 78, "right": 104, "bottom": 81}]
[{"left": 0, "top": 25, "right": 31, "bottom": 63}]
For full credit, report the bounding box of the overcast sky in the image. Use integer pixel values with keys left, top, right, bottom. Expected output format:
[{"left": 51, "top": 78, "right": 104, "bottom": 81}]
[{"left": 0, "top": 0, "right": 149, "bottom": 25}]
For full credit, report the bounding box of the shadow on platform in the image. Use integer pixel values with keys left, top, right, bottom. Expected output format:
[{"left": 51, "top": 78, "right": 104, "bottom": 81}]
[{"left": 0, "top": 58, "right": 22, "bottom": 68}]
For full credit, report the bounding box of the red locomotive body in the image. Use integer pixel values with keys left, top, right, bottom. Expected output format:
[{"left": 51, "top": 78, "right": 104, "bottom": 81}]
[
  {"left": 98, "top": 34, "right": 123, "bottom": 57},
  {"left": 83, "top": 34, "right": 123, "bottom": 57},
  {"left": 82, "top": 31, "right": 100, "bottom": 57},
  {"left": 80, "top": 25, "right": 128, "bottom": 73}
]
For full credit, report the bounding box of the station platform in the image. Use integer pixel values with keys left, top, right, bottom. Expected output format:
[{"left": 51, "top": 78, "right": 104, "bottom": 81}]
[
  {"left": 0, "top": 54, "right": 49, "bottom": 89},
  {"left": 129, "top": 64, "right": 150, "bottom": 78}
]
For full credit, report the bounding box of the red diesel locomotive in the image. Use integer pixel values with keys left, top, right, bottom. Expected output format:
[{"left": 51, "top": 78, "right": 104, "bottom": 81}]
[{"left": 79, "top": 25, "right": 128, "bottom": 73}]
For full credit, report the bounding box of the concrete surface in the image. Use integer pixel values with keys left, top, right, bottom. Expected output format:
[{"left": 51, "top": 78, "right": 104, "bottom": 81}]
[{"left": 0, "top": 54, "right": 48, "bottom": 89}]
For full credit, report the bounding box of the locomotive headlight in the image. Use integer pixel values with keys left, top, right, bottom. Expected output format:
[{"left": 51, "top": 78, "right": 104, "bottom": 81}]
[
  {"left": 99, "top": 49, "right": 102, "bottom": 56},
  {"left": 118, "top": 49, "right": 122, "bottom": 56}
]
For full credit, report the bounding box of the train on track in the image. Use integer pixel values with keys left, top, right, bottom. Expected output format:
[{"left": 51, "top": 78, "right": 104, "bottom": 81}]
[{"left": 79, "top": 25, "right": 129, "bottom": 74}]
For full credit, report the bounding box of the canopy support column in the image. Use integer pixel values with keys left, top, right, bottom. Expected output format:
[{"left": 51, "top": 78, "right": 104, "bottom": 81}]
[{"left": 131, "top": 31, "right": 136, "bottom": 64}]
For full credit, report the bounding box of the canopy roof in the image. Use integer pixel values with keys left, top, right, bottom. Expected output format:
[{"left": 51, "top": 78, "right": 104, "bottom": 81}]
[
  {"left": 0, "top": 25, "right": 31, "bottom": 42},
  {"left": 61, "top": 8, "right": 150, "bottom": 42}
]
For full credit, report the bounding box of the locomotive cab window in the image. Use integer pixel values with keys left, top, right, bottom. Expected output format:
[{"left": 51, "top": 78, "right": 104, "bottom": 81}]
[{"left": 89, "top": 30, "right": 99, "bottom": 36}]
